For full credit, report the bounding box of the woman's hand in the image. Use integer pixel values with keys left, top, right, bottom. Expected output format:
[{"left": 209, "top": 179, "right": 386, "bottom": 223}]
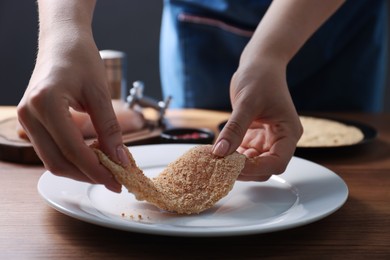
[
  {"left": 17, "top": 23, "right": 126, "bottom": 192},
  {"left": 213, "top": 58, "right": 303, "bottom": 181},
  {"left": 212, "top": 0, "right": 345, "bottom": 181}
]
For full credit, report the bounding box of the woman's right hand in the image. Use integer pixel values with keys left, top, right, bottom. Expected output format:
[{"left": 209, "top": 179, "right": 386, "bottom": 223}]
[{"left": 17, "top": 25, "right": 127, "bottom": 192}]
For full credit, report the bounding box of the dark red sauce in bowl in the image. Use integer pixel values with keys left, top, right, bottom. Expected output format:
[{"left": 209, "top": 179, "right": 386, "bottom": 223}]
[{"left": 160, "top": 128, "right": 215, "bottom": 144}]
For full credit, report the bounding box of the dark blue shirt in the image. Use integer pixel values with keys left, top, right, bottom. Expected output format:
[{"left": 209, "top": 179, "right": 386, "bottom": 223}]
[{"left": 160, "top": 0, "right": 388, "bottom": 112}]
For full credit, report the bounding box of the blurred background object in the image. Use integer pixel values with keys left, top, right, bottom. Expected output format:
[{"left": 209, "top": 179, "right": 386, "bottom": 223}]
[
  {"left": 0, "top": 0, "right": 162, "bottom": 105},
  {"left": 0, "top": 0, "right": 389, "bottom": 112}
]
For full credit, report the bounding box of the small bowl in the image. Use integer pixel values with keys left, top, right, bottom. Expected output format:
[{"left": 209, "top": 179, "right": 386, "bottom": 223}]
[{"left": 160, "top": 127, "right": 215, "bottom": 144}]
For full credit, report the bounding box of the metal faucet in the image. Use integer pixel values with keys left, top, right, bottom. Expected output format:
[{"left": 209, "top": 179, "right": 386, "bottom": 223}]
[{"left": 126, "top": 81, "right": 171, "bottom": 127}]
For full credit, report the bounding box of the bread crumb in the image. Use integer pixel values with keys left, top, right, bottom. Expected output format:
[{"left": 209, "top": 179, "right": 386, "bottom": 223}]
[{"left": 92, "top": 144, "right": 245, "bottom": 214}]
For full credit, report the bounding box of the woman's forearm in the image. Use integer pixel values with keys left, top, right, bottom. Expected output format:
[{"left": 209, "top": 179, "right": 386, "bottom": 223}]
[
  {"left": 37, "top": 0, "right": 96, "bottom": 33},
  {"left": 241, "top": 0, "right": 345, "bottom": 66},
  {"left": 37, "top": 0, "right": 96, "bottom": 52},
  {"left": 36, "top": 0, "right": 97, "bottom": 63}
]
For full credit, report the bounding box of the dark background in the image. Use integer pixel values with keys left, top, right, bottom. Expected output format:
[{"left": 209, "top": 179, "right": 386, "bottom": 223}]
[
  {"left": 0, "top": 0, "right": 163, "bottom": 105},
  {"left": 0, "top": 0, "right": 389, "bottom": 111}
]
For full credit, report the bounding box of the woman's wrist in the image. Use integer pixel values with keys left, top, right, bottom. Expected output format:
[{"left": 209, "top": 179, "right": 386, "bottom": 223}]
[{"left": 37, "top": 0, "right": 95, "bottom": 46}]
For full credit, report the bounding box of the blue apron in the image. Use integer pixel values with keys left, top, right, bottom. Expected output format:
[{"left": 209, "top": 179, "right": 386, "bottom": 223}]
[{"left": 160, "top": 0, "right": 388, "bottom": 112}]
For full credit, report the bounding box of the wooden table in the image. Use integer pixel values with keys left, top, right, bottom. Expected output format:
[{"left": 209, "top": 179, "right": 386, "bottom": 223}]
[{"left": 0, "top": 106, "right": 389, "bottom": 259}]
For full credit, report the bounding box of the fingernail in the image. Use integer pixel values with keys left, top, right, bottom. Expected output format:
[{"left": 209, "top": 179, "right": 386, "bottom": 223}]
[
  {"left": 212, "top": 139, "right": 230, "bottom": 157},
  {"left": 116, "top": 145, "right": 130, "bottom": 167}
]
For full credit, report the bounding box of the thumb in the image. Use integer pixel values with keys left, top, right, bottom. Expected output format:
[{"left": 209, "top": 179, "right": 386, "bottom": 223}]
[
  {"left": 212, "top": 108, "right": 252, "bottom": 157},
  {"left": 88, "top": 99, "right": 129, "bottom": 167}
]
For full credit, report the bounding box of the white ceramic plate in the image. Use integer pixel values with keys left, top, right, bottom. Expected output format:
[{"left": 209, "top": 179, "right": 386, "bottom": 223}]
[{"left": 38, "top": 144, "right": 348, "bottom": 237}]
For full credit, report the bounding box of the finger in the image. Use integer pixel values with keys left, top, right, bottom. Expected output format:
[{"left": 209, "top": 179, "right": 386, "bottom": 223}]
[
  {"left": 238, "top": 147, "right": 261, "bottom": 158},
  {"left": 239, "top": 137, "right": 296, "bottom": 180},
  {"left": 237, "top": 174, "right": 271, "bottom": 182},
  {"left": 48, "top": 112, "right": 121, "bottom": 191},
  {"left": 17, "top": 105, "right": 91, "bottom": 183},
  {"left": 85, "top": 88, "right": 129, "bottom": 167},
  {"left": 20, "top": 96, "right": 121, "bottom": 192},
  {"left": 212, "top": 107, "right": 253, "bottom": 157}
]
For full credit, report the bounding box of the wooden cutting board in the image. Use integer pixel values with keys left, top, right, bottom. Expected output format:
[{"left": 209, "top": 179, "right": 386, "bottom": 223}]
[{"left": 0, "top": 116, "right": 162, "bottom": 164}]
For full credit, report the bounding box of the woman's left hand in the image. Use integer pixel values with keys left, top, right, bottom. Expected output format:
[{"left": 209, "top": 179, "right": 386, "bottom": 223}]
[{"left": 212, "top": 58, "right": 303, "bottom": 181}]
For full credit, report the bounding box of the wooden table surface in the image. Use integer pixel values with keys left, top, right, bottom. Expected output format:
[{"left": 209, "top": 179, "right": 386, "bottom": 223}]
[{"left": 0, "top": 106, "right": 389, "bottom": 259}]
